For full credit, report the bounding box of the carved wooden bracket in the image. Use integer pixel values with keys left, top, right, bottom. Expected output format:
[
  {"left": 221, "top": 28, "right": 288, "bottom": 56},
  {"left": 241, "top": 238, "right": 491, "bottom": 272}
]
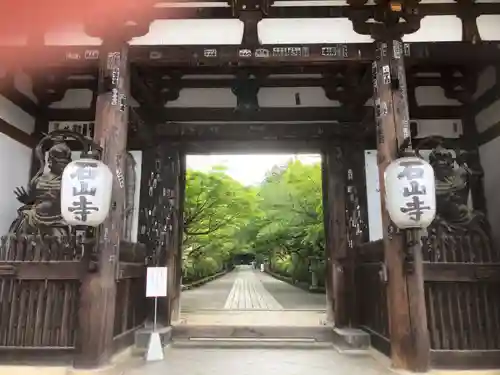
[
  {"left": 83, "top": 1, "right": 155, "bottom": 41},
  {"left": 232, "top": 71, "right": 261, "bottom": 111},
  {"left": 441, "top": 67, "right": 477, "bottom": 104},
  {"left": 455, "top": 0, "right": 482, "bottom": 44},
  {"left": 323, "top": 66, "right": 372, "bottom": 110},
  {"left": 348, "top": 0, "right": 422, "bottom": 39},
  {"left": 131, "top": 68, "right": 181, "bottom": 108},
  {"left": 32, "top": 71, "right": 70, "bottom": 105},
  {"left": 228, "top": 0, "right": 272, "bottom": 47}
]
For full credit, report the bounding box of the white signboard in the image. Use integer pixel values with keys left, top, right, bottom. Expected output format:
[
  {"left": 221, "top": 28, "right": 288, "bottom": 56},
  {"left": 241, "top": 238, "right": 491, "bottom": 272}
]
[{"left": 146, "top": 267, "right": 168, "bottom": 297}]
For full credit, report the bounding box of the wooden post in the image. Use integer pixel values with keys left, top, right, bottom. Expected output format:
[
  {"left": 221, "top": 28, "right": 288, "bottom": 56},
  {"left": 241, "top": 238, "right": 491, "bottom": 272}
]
[
  {"left": 373, "top": 39, "right": 430, "bottom": 372},
  {"left": 344, "top": 144, "right": 368, "bottom": 327},
  {"left": 75, "top": 42, "right": 129, "bottom": 368},
  {"left": 163, "top": 147, "right": 182, "bottom": 325},
  {"left": 172, "top": 153, "right": 186, "bottom": 322},
  {"left": 321, "top": 155, "right": 334, "bottom": 322},
  {"left": 323, "top": 147, "right": 349, "bottom": 327},
  {"left": 137, "top": 146, "right": 182, "bottom": 326}
]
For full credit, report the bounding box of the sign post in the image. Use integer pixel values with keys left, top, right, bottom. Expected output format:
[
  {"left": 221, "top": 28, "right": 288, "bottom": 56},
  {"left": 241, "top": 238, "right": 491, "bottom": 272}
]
[{"left": 145, "top": 267, "right": 168, "bottom": 362}]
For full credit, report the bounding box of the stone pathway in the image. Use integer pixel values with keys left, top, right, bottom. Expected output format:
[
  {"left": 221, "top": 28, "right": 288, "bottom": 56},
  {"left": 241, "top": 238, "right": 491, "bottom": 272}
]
[
  {"left": 179, "top": 265, "right": 327, "bottom": 326},
  {"left": 181, "top": 265, "right": 326, "bottom": 312},
  {"left": 223, "top": 268, "right": 282, "bottom": 310}
]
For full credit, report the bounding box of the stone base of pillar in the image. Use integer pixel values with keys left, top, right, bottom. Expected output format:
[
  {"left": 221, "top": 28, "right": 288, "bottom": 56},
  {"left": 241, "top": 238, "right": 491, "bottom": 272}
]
[{"left": 332, "top": 327, "right": 371, "bottom": 350}]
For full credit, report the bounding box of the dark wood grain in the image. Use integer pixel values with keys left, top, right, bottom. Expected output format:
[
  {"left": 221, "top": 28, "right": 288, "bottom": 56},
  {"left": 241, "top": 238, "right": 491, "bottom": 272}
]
[{"left": 75, "top": 43, "right": 130, "bottom": 369}]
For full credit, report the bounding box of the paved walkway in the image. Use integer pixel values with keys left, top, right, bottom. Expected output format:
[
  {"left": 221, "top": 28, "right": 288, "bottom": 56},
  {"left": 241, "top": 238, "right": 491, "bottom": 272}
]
[
  {"left": 121, "top": 348, "right": 394, "bottom": 375},
  {"left": 122, "top": 267, "right": 393, "bottom": 375},
  {"left": 182, "top": 265, "right": 325, "bottom": 312},
  {"left": 179, "top": 265, "right": 327, "bottom": 326},
  {"left": 223, "top": 269, "right": 282, "bottom": 310}
]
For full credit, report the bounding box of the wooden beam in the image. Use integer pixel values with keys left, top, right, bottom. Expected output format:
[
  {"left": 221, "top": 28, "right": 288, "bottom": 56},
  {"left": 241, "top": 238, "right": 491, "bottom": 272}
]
[
  {"left": 163, "top": 139, "right": 347, "bottom": 153},
  {"left": 117, "top": 262, "right": 145, "bottom": 279},
  {"left": 132, "top": 65, "right": 472, "bottom": 77},
  {"left": 154, "top": 121, "right": 366, "bottom": 140},
  {"left": 0, "top": 261, "right": 84, "bottom": 280},
  {"left": 0, "top": 118, "right": 36, "bottom": 147},
  {"left": 45, "top": 105, "right": 464, "bottom": 123},
  {"left": 373, "top": 40, "right": 430, "bottom": 372},
  {"left": 423, "top": 263, "right": 500, "bottom": 282},
  {"left": 130, "top": 75, "right": 453, "bottom": 89},
  {"left": 1, "top": 42, "right": 499, "bottom": 71},
  {"left": 0, "top": 73, "right": 38, "bottom": 117},
  {"left": 75, "top": 43, "right": 130, "bottom": 369},
  {"left": 478, "top": 120, "right": 500, "bottom": 146},
  {"left": 472, "top": 83, "right": 500, "bottom": 115},
  {"left": 147, "top": 2, "right": 500, "bottom": 20},
  {"left": 129, "top": 42, "right": 500, "bottom": 66}
]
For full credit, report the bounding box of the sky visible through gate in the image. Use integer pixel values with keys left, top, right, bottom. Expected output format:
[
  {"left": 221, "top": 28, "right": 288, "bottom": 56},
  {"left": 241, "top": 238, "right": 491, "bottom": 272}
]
[{"left": 187, "top": 154, "right": 321, "bottom": 186}]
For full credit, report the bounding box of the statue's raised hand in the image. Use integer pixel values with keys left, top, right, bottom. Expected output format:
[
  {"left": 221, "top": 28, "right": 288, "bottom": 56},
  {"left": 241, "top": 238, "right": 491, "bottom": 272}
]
[{"left": 14, "top": 186, "right": 33, "bottom": 204}]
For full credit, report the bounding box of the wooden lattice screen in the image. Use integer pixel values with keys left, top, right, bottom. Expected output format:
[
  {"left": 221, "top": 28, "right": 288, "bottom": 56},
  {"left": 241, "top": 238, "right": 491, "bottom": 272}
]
[
  {"left": 424, "top": 226, "right": 500, "bottom": 369},
  {"left": 0, "top": 235, "right": 82, "bottom": 359}
]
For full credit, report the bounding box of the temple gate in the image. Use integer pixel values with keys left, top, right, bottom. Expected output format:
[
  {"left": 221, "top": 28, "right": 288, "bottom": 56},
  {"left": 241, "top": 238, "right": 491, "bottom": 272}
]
[{"left": 0, "top": 0, "right": 499, "bottom": 372}]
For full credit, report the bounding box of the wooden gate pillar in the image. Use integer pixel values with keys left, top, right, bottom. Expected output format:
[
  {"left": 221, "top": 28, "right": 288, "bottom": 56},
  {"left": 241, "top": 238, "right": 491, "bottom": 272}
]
[
  {"left": 75, "top": 43, "right": 130, "bottom": 368},
  {"left": 373, "top": 39, "right": 430, "bottom": 371},
  {"left": 138, "top": 146, "right": 184, "bottom": 326},
  {"left": 344, "top": 145, "right": 369, "bottom": 327},
  {"left": 323, "top": 146, "right": 349, "bottom": 326}
]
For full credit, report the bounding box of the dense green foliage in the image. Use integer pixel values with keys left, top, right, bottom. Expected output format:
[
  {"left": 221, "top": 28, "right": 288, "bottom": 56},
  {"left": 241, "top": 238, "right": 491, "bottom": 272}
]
[{"left": 182, "top": 159, "right": 325, "bottom": 288}]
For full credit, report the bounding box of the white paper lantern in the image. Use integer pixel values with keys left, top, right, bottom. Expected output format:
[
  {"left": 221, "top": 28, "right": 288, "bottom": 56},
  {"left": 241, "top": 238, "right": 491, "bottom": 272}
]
[
  {"left": 384, "top": 156, "right": 436, "bottom": 229},
  {"left": 61, "top": 158, "right": 113, "bottom": 227}
]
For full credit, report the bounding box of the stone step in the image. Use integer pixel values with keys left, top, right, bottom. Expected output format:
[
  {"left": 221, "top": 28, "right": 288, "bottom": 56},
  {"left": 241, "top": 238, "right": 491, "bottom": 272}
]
[
  {"left": 133, "top": 325, "right": 372, "bottom": 356},
  {"left": 171, "top": 338, "right": 335, "bottom": 350},
  {"left": 171, "top": 325, "right": 335, "bottom": 342}
]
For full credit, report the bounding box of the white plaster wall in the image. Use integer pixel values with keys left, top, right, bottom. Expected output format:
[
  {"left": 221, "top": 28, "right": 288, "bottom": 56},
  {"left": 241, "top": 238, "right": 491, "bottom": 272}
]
[
  {"left": 0, "top": 135, "right": 32, "bottom": 236},
  {"left": 475, "top": 66, "right": 500, "bottom": 249},
  {"left": 480, "top": 138, "right": 500, "bottom": 249},
  {"left": 365, "top": 150, "right": 382, "bottom": 241},
  {"left": 475, "top": 66, "right": 500, "bottom": 133},
  {"left": 0, "top": 71, "right": 35, "bottom": 236},
  {"left": 0, "top": 95, "right": 34, "bottom": 134},
  {"left": 0, "top": 69, "right": 36, "bottom": 133}
]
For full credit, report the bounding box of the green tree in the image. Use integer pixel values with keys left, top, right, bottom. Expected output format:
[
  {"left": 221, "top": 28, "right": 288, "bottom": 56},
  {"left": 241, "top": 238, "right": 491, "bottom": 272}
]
[
  {"left": 182, "top": 158, "right": 325, "bottom": 289},
  {"left": 248, "top": 159, "right": 325, "bottom": 288},
  {"left": 182, "top": 166, "right": 257, "bottom": 282}
]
